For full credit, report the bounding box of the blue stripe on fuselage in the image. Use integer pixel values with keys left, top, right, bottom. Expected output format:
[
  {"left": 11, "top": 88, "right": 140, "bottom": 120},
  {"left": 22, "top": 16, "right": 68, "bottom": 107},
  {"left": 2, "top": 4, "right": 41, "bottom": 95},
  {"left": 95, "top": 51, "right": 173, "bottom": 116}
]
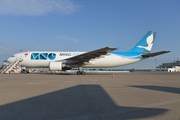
[{"left": 110, "top": 52, "right": 142, "bottom": 59}]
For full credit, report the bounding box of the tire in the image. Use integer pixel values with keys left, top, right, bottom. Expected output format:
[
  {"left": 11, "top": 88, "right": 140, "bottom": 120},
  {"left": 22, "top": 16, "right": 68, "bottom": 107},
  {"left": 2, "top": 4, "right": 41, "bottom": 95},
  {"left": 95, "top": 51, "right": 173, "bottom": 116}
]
[
  {"left": 81, "top": 71, "right": 85, "bottom": 75},
  {"left": 77, "top": 71, "right": 81, "bottom": 75}
]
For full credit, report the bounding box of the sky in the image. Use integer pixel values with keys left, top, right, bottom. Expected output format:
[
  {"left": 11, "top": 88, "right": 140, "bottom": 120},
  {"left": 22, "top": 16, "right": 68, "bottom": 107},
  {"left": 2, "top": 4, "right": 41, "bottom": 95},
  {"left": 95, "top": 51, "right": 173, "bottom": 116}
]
[{"left": 0, "top": 0, "right": 180, "bottom": 68}]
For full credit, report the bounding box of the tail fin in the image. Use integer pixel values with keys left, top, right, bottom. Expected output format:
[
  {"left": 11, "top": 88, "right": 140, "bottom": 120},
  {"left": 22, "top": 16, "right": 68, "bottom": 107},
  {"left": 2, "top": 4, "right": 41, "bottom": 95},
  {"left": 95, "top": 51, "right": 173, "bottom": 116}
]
[{"left": 128, "top": 31, "right": 156, "bottom": 54}]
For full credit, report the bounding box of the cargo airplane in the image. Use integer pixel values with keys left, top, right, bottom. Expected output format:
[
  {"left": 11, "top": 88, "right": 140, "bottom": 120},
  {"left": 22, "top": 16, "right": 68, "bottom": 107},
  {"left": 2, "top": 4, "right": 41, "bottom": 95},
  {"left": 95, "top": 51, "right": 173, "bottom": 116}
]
[{"left": 7, "top": 31, "right": 170, "bottom": 75}]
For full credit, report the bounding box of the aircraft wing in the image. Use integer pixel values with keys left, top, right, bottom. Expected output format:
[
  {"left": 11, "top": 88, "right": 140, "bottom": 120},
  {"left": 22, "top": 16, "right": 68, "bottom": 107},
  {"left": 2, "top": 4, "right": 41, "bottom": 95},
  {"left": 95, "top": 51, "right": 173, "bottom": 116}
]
[
  {"left": 63, "top": 47, "right": 117, "bottom": 65},
  {"left": 141, "top": 50, "right": 170, "bottom": 58}
]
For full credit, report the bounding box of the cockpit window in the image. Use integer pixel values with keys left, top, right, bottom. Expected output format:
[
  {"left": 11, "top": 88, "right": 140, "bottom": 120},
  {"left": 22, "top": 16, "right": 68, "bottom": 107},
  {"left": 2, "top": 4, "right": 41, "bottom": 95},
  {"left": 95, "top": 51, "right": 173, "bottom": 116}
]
[{"left": 12, "top": 55, "right": 15, "bottom": 57}]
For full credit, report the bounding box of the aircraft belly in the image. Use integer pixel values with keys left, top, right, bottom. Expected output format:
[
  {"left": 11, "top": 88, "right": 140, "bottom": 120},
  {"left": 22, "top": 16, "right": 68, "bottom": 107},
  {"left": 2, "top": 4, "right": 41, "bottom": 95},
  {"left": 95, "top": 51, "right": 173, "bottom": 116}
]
[{"left": 84, "top": 54, "right": 140, "bottom": 68}]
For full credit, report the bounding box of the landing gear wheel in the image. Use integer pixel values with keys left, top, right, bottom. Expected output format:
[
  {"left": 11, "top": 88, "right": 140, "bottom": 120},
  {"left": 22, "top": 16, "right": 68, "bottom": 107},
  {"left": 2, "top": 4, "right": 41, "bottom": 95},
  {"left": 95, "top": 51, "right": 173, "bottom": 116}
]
[
  {"left": 81, "top": 71, "right": 85, "bottom": 75},
  {"left": 76, "top": 71, "right": 86, "bottom": 75},
  {"left": 77, "top": 71, "right": 81, "bottom": 75}
]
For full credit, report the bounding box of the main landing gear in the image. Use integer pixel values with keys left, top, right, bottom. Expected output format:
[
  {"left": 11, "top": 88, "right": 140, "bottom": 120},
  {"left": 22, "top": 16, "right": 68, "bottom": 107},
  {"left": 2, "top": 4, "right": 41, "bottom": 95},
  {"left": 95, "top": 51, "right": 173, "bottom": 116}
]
[
  {"left": 76, "top": 66, "right": 85, "bottom": 75},
  {"left": 76, "top": 71, "right": 85, "bottom": 75}
]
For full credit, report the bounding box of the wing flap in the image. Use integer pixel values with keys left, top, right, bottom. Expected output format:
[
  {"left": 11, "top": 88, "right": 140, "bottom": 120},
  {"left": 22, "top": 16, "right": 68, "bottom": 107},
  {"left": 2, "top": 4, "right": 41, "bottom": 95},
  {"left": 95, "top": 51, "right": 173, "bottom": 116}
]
[{"left": 141, "top": 50, "right": 170, "bottom": 58}]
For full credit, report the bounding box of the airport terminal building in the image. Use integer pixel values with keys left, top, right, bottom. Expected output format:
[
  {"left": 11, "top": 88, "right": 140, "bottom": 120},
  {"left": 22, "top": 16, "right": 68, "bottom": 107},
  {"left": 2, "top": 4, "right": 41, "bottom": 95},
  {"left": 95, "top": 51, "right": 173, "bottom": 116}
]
[{"left": 157, "top": 60, "right": 180, "bottom": 68}]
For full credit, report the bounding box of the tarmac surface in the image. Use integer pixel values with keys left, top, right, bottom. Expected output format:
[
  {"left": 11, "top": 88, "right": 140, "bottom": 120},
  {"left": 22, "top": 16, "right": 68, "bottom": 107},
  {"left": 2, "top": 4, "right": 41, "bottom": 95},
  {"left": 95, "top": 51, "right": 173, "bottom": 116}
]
[{"left": 0, "top": 72, "right": 180, "bottom": 120}]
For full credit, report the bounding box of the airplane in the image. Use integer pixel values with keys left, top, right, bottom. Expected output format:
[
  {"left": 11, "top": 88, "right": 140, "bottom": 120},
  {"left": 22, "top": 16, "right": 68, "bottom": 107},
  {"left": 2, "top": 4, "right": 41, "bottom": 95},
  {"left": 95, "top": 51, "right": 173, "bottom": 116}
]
[{"left": 7, "top": 31, "right": 170, "bottom": 75}]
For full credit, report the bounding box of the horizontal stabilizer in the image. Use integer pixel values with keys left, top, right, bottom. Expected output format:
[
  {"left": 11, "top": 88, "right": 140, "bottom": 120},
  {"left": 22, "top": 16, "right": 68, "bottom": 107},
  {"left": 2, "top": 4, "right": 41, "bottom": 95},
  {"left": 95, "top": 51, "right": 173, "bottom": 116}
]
[{"left": 141, "top": 50, "right": 170, "bottom": 58}]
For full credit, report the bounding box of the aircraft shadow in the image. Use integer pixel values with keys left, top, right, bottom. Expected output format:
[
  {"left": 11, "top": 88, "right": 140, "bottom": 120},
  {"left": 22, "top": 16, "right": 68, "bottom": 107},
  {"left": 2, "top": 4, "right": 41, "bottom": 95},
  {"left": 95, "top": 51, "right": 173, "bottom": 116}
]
[
  {"left": 130, "top": 85, "right": 180, "bottom": 94},
  {"left": 0, "top": 85, "right": 167, "bottom": 120}
]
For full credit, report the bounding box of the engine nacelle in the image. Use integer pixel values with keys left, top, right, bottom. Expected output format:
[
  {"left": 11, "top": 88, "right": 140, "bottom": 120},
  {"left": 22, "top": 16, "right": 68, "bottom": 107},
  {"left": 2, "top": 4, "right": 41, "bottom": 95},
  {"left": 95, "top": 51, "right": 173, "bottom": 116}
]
[
  {"left": 49, "top": 62, "right": 62, "bottom": 71},
  {"left": 49, "top": 62, "right": 72, "bottom": 71}
]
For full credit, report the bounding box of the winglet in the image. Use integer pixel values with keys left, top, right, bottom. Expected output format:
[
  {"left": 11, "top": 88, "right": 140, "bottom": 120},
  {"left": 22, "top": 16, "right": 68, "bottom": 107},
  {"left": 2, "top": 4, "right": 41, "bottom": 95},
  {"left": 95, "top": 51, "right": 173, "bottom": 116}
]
[{"left": 116, "top": 46, "right": 121, "bottom": 50}]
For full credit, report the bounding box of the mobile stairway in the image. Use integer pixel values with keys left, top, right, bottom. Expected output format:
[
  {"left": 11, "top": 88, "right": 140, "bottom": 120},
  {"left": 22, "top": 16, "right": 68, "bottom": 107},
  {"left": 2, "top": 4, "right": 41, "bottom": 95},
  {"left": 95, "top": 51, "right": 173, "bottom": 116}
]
[{"left": 2, "top": 59, "right": 22, "bottom": 74}]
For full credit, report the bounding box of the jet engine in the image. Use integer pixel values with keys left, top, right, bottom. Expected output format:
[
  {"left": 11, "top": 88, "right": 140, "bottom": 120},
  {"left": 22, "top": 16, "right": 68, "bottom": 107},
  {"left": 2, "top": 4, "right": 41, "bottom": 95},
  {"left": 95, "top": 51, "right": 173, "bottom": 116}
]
[
  {"left": 49, "top": 62, "right": 62, "bottom": 71},
  {"left": 49, "top": 62, "right": 71, "bottom": 71}
]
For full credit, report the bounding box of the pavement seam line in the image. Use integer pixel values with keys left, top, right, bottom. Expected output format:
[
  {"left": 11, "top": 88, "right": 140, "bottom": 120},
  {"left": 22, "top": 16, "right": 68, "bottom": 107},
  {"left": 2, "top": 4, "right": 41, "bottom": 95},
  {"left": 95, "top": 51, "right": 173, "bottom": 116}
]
[{"left": 79, "top": 76, "right": 101, "bottom": 120}]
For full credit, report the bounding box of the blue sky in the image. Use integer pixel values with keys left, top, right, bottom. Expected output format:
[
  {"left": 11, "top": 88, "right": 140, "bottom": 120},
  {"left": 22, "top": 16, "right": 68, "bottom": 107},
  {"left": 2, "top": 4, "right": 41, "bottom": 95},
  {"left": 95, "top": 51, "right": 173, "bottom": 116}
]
[{"left": 0, "top": 0, "right": 180, "bottom": 68}]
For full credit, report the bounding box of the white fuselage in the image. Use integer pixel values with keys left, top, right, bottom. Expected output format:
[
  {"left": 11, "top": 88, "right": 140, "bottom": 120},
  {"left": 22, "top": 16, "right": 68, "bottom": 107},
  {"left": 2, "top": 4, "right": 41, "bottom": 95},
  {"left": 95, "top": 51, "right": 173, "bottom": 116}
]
[{"left": 8, "top": 51, "right": 141, "bottom": 69}]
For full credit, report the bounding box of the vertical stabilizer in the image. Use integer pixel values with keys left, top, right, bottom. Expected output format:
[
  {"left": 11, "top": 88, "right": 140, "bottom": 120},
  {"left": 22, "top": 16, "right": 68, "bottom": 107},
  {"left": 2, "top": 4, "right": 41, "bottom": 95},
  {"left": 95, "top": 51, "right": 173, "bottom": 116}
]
[{"left": 128, "top": 31, "right": 156, "bottom": 54}]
